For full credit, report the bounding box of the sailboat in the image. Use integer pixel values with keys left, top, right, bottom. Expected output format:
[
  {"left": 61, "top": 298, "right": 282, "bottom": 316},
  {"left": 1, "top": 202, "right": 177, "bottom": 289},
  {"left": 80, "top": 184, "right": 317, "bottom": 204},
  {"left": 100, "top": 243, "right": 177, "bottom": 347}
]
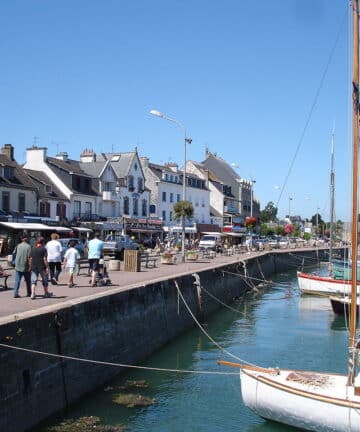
[
  {"left": 219, "top": 3, "right": 360, "bottom": 430},
  {"left": 296, "top": 128, "right": 351, "bottom": 295}
]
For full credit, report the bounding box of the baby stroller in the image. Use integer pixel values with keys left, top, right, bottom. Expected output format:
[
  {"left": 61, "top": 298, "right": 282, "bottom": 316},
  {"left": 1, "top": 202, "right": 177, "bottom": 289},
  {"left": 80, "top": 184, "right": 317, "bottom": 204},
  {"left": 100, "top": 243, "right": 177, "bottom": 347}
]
[{"left": 90, "top": 259, "right": 112, "bottom": 286}]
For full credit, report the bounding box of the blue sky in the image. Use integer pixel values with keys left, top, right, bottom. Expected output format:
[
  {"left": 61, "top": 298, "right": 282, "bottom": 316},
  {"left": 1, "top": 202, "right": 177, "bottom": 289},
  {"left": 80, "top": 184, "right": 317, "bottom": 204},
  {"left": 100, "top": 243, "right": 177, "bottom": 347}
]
[{"left": 0, "top": 0, "right": 353, "bottom": 220}]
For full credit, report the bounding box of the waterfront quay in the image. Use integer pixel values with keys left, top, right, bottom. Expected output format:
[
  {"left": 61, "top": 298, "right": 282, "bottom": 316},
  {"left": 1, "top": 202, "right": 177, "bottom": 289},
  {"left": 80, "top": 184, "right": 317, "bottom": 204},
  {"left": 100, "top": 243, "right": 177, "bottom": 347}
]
[{"left": 0, "top": 246, "right": 340, "bottom": 432}]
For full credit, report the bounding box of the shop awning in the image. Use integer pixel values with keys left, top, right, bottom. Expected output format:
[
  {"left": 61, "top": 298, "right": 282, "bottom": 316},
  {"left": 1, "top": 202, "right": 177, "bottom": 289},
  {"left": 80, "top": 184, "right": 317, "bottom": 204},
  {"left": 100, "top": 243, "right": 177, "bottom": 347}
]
[
  {"left": 0, "top": 222, "right": 71, "bottom": 231},
  {"left": 71, "top": 226, "right": 93, "bottom": 232}
]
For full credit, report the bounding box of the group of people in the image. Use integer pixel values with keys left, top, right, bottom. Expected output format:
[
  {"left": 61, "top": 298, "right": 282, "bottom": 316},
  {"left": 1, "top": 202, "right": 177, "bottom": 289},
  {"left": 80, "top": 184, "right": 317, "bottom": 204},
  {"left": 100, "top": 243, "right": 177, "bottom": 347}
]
[{"left": 12, "top": 232, "right": 105, "bottom": 299}]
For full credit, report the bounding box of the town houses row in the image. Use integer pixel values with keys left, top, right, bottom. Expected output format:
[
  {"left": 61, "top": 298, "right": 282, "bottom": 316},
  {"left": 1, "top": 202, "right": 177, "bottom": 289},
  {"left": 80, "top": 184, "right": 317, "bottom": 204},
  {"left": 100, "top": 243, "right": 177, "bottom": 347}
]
[{"left": 0, "top": 143, "right": 260, "bottom": 239}]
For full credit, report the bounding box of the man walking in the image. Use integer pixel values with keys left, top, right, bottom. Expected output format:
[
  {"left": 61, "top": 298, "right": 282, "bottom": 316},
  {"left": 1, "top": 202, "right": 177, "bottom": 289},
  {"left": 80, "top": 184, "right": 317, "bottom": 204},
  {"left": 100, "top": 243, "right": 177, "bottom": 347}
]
[
  {"left": 13, "top": 235, "right": 31, "bottom": 298},
  {"left": 87, "top": 232, "right": 104, "bottom": 287},
  {"left": 29, "top": 237, "right": 52, "bottom": 299}
]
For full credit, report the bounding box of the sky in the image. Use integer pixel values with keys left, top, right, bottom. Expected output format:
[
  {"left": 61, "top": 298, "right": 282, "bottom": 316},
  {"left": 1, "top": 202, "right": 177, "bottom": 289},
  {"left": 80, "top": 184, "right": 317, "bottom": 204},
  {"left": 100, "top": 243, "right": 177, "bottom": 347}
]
[{"left": 0, "top": 0, "right": 354, "bottom": 221}]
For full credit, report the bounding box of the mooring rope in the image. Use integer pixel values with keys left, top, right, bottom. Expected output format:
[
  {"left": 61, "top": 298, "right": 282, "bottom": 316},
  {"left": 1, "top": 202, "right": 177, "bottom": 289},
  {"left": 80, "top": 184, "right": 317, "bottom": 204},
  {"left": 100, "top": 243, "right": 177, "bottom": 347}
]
[
  {"left": 0, "top": 343, "right": 238, "bottom": 376},
  {"left": 174, "top": 280, "right": 257, "bottom": 367}
]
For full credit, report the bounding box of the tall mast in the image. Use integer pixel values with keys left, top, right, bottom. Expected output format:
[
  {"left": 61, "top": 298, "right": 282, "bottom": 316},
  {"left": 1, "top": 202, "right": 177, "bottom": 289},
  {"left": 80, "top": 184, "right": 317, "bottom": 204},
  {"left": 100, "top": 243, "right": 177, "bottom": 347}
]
[
  {"left": 329, "top": 131, "right": 335, "bottom": 265},
  {"left": 348, "top": 0, "right": 359, "bottom": 386}
]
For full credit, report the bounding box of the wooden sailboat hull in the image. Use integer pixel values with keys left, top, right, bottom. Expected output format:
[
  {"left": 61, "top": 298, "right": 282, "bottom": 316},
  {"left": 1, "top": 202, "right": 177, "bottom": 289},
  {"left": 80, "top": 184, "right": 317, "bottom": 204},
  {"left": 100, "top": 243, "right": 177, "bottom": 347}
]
[
  {"left": 240, "top": 368, "right": 360, "bottom": 431},
  {"left": 297, "top": 271, "right": 360, "bottom": 296}
]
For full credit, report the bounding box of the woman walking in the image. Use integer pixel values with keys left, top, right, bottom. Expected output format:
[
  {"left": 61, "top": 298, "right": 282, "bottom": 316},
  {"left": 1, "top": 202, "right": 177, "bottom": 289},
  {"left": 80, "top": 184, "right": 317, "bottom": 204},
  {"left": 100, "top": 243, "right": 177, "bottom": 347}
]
[{"left": 46, "top": 233, "right": 62, "bottom": 284}]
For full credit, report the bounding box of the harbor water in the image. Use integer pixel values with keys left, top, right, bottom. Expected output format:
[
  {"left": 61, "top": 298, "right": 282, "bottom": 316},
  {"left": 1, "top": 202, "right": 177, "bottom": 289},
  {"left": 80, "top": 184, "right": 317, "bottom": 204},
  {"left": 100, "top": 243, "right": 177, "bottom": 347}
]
[{"left": 35, "top": 267, "right": 349, "bottom": 432}]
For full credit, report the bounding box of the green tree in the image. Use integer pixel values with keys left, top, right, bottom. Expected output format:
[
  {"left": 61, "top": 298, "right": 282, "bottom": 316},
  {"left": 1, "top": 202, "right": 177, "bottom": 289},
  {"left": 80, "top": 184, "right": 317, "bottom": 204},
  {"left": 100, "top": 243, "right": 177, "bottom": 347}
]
[
  {"left": 275, "top": 225, "right": 285, "bottom": 236},
  {"left": 173, "top": 201, "right": 194, "bottom": 221},
  {"left": 260, "top": 223, "right": 275, "bottom": 236},
  {"left": 311, "top": 213, "right": 325, "bottom": 236},
  {"left": 260, "top": 201, "right": 278, "bottom": 223}
]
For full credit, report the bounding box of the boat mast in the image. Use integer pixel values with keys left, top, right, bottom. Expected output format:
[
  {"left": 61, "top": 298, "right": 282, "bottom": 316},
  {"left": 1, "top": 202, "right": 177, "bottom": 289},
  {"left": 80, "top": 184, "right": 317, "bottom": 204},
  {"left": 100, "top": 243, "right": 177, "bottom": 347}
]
[
  {"left": 329, "top": 131, "right": 335, "bottom": 265},
  {"left": 348, "top": 0, "right": 359, "bottom": 386}
]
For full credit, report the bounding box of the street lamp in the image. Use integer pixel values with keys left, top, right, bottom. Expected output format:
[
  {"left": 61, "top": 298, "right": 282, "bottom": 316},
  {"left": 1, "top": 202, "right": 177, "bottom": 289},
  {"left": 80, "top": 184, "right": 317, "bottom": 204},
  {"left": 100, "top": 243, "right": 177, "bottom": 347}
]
[
  {"left": 250, "top": 179, "right": 256, "bottom": 217},
  {"left": 150, "top": 109, "right": 192, "bottom": 263},
  {"left": 288, "top": 196, "right": 293, "bottom": 220}
]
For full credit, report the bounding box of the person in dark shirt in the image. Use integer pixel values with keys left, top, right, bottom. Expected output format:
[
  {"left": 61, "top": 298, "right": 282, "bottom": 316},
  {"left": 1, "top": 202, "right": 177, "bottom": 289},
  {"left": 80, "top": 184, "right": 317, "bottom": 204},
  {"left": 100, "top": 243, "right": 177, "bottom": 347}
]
[{"left": 29, "top": 237, "right": 52, "bottom": 299}]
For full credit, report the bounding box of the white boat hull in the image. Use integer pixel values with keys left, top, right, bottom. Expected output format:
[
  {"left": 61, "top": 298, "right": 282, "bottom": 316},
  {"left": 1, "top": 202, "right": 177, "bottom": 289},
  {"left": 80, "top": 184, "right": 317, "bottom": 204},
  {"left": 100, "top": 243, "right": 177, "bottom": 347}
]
[
  {"left": 240, "top": 368, "right": 360, "bottom": 431},
  {"left": 297, "top": 271, "right": 360, "bottom": 296}
]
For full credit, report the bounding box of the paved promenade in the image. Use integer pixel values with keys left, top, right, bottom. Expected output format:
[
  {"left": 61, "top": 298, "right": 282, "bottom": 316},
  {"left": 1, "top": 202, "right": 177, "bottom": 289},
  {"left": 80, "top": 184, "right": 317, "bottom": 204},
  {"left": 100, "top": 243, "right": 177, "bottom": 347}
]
[
  {"left": 0, "top": 251, "right": 262, "bottom": 321},
  {"left": 0, "top": 247, "right": 319, "bottom": 324}
]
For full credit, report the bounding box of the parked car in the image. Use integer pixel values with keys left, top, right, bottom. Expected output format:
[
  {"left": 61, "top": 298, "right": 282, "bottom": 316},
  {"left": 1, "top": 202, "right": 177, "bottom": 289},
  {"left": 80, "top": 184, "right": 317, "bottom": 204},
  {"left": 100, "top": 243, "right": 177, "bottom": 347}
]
[
  {"left": 103, "top": 234, "right": 139, "bottom": 260},
  {"left": 58, "top": 238, "right": 85, "bottom": 259},
  {"left": 199, "top": 234, "right": 223, "bottom": 252}
]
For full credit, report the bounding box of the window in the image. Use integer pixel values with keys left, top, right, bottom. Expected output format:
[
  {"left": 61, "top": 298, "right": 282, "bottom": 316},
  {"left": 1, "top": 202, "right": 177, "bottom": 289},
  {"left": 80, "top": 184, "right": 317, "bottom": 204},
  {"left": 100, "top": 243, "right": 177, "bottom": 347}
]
[
  {"left": 169, "top": 211, "right": 173, "bottom": 221},
  {"left": 162, "top": 191, "right": 166, "bottom": 202},
  {"left": 45, "top": 185, "right": 52, "bottom": 193},
  {"left": 73, "top": 200, "right": 81, "bottom": 217},
  {"left": 170, "top": 193, "right": 174, "bottom": 203},
  {"left": 177, "top": 194, "right": 181, "bottom": 202},
  {"left": 162, "top": 210, "right": 166, "bottom": 221},
  {"left": 128, "top": 175, "right": 134, "bottom": 191},
  {"left": 2, "top": 192, "right": 9, "bottom": 212},
  {"left": 149, "top": 204, "right": 156, "bottom": 214},
  {"left": 40, "top": 201, "right": 50, "bottom": 217},
  {"left": 142, "top": 199, "right": 147, "bottom": 216},
  {"left": 137, "top": 177, "right": 143, "bottom": 192},
  {"left": 85, "top": 202, "right": 92, "bottom": 216},
  {"left": 133, "top": 198, "right": 138, "bottom": 216},
  {"left": 56, "top": 203, "right": 66, "bottom": 219},
  {"left": 4, "top": 166, "right": 14, "bottom": 180},
  {"left": 18, "top": 193, "right": 25, "bottom": 212},
  {"left": 170, "top": 175, "right": 173, "bottom": 182},
  {"left": 104, "top": 182, "right": 113, "bottom": 192},
  {"left": 165, "top": 174, "right": 169, "bottom": 181},
  {"left": 123, "top": 197, "right": 129, "bottom": 215}
]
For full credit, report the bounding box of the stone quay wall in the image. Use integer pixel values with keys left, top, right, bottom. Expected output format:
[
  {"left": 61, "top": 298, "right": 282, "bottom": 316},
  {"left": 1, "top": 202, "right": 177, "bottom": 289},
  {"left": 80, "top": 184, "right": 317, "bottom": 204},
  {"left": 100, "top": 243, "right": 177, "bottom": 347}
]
[{"left": 0, "top": 249, "right": 330, "bottom": 432}]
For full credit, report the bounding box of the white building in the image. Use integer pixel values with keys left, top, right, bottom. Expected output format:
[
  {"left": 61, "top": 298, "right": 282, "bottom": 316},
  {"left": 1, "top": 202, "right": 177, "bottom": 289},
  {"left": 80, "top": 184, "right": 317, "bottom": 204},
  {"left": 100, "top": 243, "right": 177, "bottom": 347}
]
[
  {"left": 23, "top": 146, "right": 99, "bottom": 223},
  {"left": 140, "top": 158, "right": 210, "bottom": 234}
]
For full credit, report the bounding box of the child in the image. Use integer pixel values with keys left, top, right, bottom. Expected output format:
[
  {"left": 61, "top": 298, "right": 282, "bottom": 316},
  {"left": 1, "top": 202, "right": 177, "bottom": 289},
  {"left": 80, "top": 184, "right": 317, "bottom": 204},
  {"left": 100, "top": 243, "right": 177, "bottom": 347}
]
[{"left": 63, "top": 240, "right": 80, "bottom": 287}]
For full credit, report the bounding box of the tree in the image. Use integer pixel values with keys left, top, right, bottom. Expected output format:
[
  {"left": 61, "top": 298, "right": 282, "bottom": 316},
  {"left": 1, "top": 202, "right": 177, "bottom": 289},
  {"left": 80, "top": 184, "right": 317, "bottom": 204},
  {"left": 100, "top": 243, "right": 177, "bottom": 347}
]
[
  {"left": 260, "top": 201, "right": 278, "bottom": 223},
  {"left": 260, "top": 223, "right": 275, "bottom": 236},
  {"left": 173, "top": 201, "right": 194, "bottom": 221},
  {"left": 310, "top": 213, "right": 325, "bottom": 236}
]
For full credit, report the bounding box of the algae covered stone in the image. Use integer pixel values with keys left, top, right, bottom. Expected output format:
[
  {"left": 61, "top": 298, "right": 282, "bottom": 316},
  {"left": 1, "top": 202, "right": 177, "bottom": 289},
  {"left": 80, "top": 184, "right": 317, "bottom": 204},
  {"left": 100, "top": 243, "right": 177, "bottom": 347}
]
[
  {"left": 46, "top": 416, "right": 125, "bottom": 432},
  {"left": 113, "top": 393, "right": 156, "bottom": 408}
]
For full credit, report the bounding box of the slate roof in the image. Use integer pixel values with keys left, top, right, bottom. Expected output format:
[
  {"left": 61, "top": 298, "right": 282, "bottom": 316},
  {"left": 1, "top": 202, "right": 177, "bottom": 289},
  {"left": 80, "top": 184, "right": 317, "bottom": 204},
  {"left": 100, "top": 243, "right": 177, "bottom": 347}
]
[
  {"left": 0, "top": 154, "right": 37, "bottom": 190},
  {"left": 24, "top": 169, "right": 69, "bottom": 200},
  {"left": 107, "top": 152, "right": 136, "bottom": 178},
  {"left": 202, "top": 152, "right": 240, "bottom": 187},
  {"left": 79, "top": 160, "right": 108, "bottom": 178},
  {"left": 188, "top": 160, "right": 220, "bottom": 182},
  {"left": 46, "top": 157, "right": 99, "bottom": 196}
]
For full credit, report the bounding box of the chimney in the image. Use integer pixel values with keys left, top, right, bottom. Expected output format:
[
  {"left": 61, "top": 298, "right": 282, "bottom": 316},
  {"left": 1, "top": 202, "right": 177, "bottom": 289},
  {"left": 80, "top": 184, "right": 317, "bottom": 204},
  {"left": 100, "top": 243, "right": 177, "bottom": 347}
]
[
  {"left": 80, "top": 149, "right": 96, "bottom": 163},
  {"left": 140, "top": 156, "right": 149, "bottom": 168},
  {"left": 56, "top": 152, "right": 69, "bottom": 161},
  {"left": 164, "top": 162, "right": 178, "bottom": 172},
  {"left": 1, "top": 144, "right": 14, "bottom": 161}
]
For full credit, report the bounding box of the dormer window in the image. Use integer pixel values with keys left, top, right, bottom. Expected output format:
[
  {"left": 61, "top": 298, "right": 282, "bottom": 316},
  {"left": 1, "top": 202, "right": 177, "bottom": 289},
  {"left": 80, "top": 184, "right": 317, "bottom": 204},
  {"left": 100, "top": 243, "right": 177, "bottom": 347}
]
[
  {"left": 45, "top": 185, "right": 52, "bottom": 193},
  {"left": 4, "top": 166, "right": 14, "bottom": 180}
]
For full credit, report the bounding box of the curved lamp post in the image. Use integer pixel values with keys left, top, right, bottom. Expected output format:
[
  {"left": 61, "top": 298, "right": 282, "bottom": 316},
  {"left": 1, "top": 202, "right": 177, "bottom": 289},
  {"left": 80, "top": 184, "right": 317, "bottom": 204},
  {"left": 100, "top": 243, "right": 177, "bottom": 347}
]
[{"left": 150, "top": 109, "right": 192, "bottom": 263}]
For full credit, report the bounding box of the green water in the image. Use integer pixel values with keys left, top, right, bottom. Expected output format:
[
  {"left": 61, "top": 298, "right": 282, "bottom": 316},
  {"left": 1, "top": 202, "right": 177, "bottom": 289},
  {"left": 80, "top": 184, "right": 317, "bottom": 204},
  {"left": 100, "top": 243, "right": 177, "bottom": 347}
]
[{"left": 36, "top": 269, "right": 350, "bottom": 432}]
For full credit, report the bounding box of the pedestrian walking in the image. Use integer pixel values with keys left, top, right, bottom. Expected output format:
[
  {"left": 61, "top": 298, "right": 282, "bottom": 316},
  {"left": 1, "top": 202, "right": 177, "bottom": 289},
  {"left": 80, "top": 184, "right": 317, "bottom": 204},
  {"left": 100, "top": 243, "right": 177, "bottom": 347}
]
[
  {"left": 63, "top": 239, "right": 80, "bottom": 287},
  {"left": 29, "top": 237, "right": 52, "bottom": 299},
  {"left": 46, "top": 233, "right": 62, "bottom": 284},
  {"left": 12, "top": 234, "right": 31, "bottom": 298},
  {"left": 87, "top": 232, "right": 104, "bottom": 287}
]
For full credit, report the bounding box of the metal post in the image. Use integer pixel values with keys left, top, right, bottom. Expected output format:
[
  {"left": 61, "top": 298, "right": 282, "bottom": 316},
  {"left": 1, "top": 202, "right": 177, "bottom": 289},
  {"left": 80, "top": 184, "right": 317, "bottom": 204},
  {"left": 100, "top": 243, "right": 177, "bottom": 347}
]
[{"left": 150, "top": 109, "right": 192, "bottom": 263}]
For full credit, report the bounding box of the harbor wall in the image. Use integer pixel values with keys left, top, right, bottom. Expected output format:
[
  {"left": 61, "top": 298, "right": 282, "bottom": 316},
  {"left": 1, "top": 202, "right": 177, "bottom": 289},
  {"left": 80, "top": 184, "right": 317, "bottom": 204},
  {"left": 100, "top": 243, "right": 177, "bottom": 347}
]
[{"left": 0, "top": 249, "right": 329, "bottom": 432}]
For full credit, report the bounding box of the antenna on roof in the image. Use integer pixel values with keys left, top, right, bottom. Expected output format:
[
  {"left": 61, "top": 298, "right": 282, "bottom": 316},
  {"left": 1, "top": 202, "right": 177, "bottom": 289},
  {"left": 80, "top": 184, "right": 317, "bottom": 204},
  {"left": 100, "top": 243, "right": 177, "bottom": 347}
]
[{"left": 32, "top": 136, "right": 39, "bottom": 148}]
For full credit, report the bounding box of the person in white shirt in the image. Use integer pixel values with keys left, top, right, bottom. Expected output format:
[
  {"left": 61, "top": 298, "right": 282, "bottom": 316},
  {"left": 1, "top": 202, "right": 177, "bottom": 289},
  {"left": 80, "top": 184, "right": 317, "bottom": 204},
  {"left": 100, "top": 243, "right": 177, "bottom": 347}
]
[
  {"left": 63, "top": 240, "right": 80, "bottom": 288},
  {"left": 46, "top": 233, "right": 63, "bottom": 284}
]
